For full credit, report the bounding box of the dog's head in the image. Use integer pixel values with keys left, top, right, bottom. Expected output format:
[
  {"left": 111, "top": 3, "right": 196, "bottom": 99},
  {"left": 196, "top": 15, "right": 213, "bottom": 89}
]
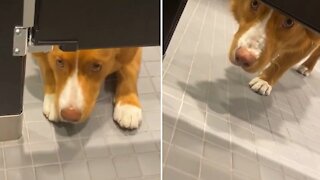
[
  {"left": 46, "top": 47, "right": 119, "bottom": 123},
  {"left": 229, "top": 0, "right": 315, "bottom": 73}
]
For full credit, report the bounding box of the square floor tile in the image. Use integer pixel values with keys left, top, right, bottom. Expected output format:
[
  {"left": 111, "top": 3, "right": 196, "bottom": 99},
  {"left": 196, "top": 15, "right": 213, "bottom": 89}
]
[
  {"left": 203, "top": 141, "right": 231, "bottom": 168},
  {"left": 4, "top": 144, "right": 32, "bottom": 168},
  {"left": 35, "top": 165, "right": 63, "bottom": 180},
  {"left": 27, "top": 121, "right": 54, "bottom": 143},
  {"left": 138, "top": 78, "right": 155, "bottom": 94},
  {"left": 58, "top": 140, "right": 85, "bottom": 162},
  {"left": 138, "top": 152, "right": 160, "bottom": 176},
  {"left": 260, "top": 165, "right": 284, "bottom": 180},
  {"left": 81, "top": 137, "right": 110, "bottom": 158},
  {"left": 232, "top": 153, "right": 260, "bottom": 179},
  {"left": 113, "top": 155, "right": 142, "bottom": 178},
  {"left": 131, "top": 132, "right": 158, "bottom": 153},
  {"left": 62, "top": 162, "right": 91, "bottom": 180},
  {"left": 30, "top": 142, "right": 59, "bottom": 165},
  {"left": 163, "top": 167, "right": 197, "bottom": 180},
  {"left": 200, "top": 160, "right": 231, "bottom": 180},
  {"left": 7, "top": 167, "right": 36, "bottom": 180},
  {"left": 105, "top": 136, "right": 135, "bottom": 155},
  {"left": 166, "top": 146, "right": 201, "bottom": 177},
  {"left": 172, "top": 129, "right": 203, "bottom": 155},
  {"left": 145, "top": 62, "right": 161, "bottom": 77},
  {"left": 88, "top": 158, "right": 117, "bottom": 180}
]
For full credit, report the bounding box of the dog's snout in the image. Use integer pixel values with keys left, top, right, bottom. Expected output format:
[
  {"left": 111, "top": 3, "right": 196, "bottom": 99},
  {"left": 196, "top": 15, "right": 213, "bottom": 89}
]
[
  {"left": 61, "top": 106, "right": 82, "bottom": 122},
  {"left": 235, "top": 47, "right": 256, "bottom": 67}
]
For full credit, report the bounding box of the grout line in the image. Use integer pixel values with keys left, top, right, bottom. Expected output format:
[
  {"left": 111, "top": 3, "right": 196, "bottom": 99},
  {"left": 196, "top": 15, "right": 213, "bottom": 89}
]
[
  {"left": 165, "top": 165, "right": 198, "bottom": 180},
  {"left": 111, "top": 154, "right": 120, "bottom": 178},
  {"left": 197, "top": 0, "right": 215, "bottom": 179},
  {"left": 132, "top": 152, "right": 145, "bottom": 178},
  {"left": 1, "top": 146, "right": 7, "bottom": 180},
  {"left": 224, "top": 4, "right": 235, "bottom": 179},
  {"left": 78, "top": 137, "right": 94, "bottom": 180},
  {"left": 24, "top": 120, "right": 37, "bottom": 180},
  {"left": 142, "top": 56, "right": 161, "bottom": 96}
]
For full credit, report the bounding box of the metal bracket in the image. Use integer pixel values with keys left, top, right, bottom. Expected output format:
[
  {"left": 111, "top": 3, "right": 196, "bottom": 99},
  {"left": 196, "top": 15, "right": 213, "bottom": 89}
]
[
  {"left": 12, "top": 27, "right": 53, "bottom": 56},
  {"left": 28, "top": 41, "right": 53, "bottom": 53},
  {"left": 12, "top": 27, "right": 28, "bottom": 56}
]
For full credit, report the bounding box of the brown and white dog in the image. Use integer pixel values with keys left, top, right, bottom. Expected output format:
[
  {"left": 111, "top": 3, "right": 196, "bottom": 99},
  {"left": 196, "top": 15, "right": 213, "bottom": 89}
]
[
  {"left": 32, "top": 47, "right": 142, "bottom": 129},
  {"left": 229, "top": 0, "right": 320, "bottom": 95}
]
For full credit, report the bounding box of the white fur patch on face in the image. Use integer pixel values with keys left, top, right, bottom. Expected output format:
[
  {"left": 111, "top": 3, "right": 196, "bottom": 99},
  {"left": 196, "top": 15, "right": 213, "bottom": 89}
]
[
  {"left": 113, "top": 103, "right": 142, "bottom": 129},
  {"left": 249, "top": 77, "right": 272, "bottom": 96},
  {"left": 238, "top": 11, "right": 273, "bottom": 59},
  {"left": 43, "top": 93, "right": 59, "bottom": 121},
  {"left": 59, "top": 70, "right": 84, "bottom": 113}
]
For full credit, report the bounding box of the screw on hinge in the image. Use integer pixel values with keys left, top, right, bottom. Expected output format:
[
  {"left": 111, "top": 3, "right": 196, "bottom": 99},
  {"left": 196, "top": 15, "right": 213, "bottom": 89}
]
[
  {"left": 14, "top": 48, "right": 20, "bottom": 54},
  {"left": 15, "top": 28, "right": 21, "bottom": 35}
]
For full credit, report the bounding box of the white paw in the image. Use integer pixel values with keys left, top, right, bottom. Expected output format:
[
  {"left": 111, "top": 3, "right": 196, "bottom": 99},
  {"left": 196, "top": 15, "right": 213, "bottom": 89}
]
[
  {"left": 249, "top": 77, "right": 272, "bottom": 96},
  {"left": 113, "top": 103, "right": 142, "bottom": 129},
  {"left": 43, "top": 94, "right": 59, "bottom": 122},
  {"left": 297, "top": 65, "right": 310, "bottom": 77}
]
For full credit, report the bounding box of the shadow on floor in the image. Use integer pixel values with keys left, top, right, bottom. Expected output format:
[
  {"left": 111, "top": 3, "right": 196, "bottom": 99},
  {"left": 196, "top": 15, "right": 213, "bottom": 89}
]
[{"left": 178, "top": 65, "right": 320, "bottom": 146}]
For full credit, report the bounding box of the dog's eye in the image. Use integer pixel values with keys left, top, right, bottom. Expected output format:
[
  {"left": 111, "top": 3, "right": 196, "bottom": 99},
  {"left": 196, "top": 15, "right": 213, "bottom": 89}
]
[
  {"left": 282, "top": 18, "right": 294, "bottom": 28},
  {"left": 251, "top": 0, "right": 259, "bottom": 10},
  {"left": 56, "top": 58, "right": 64, "bottom": 69},
  {"left": 91, "top": 63, "right": 102, "bottom": 72}
]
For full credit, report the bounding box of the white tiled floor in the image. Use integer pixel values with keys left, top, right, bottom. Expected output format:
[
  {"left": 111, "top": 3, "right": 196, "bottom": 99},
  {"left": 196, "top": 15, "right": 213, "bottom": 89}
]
[
  {"left": 0, "top": 47, "right": 160, "bottom": 180},
  {"left": 163, "top": 0, "right": 320, "bottom": 179}
]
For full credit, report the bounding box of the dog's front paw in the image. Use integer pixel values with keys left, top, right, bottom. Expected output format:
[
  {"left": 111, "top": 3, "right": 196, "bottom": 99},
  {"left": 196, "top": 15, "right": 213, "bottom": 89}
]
[
  {"left": 249, "top": 77, "right": 272, "bottom": 96},
  {"left": 113, "top": 103, "right": 142, "bottom": 129},
  {"left": 43, "top": 94, "right": 59, "bottom": 122},
  {"left": 297, "top": 65, "right": 310, "bottom": 77}
]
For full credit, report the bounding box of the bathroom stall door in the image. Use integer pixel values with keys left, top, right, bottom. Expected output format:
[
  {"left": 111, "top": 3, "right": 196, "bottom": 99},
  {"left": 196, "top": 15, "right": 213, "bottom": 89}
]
[
  {"left": 31, "top": 0, "right": 160, "bottom": 50},
  {"left": 163, "top": 0, "right": 188, "bottom": 55}
]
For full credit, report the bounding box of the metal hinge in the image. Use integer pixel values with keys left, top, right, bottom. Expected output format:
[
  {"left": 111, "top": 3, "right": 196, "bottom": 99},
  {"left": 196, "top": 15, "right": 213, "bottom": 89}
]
[
  {"left": 12, "top": 27, "right": 53, "bottom": 56},
  {"left": 12, "top": 27, "right": 28, "bottom": 56}
]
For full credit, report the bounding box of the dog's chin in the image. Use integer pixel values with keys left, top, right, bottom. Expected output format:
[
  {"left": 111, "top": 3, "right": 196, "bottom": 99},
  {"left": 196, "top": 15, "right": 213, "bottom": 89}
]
[
  {"left": 230, "top": 58, "right": 259, "bottom": 73},
  {"left": 241, "top": 63, "right": 259, "bottom": 73},
  {"left": 58, "top": 114, "right": 89, "bottom": 124},
  {"left": 60, "top": 119, "right": 88, "bottom": 124}
]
